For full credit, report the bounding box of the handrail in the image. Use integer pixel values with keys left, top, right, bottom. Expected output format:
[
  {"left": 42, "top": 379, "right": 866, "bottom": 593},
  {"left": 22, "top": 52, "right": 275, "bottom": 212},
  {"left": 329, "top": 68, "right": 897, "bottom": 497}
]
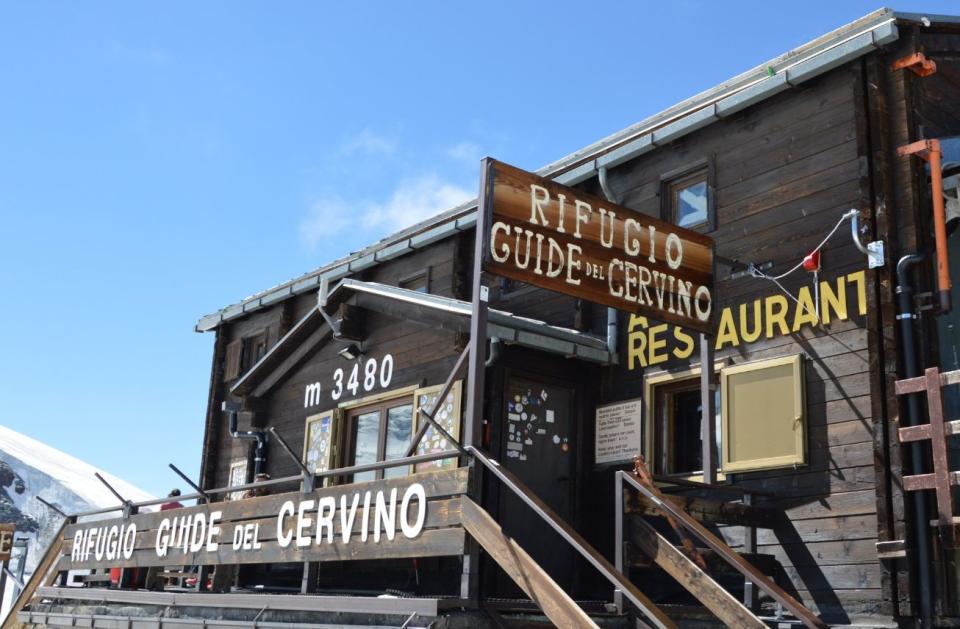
[
  {"left": 617, "top": 470, "right": 827, "bottom": 629},
  {"left": 70, "top": 449, "right": 461, "bottom": 518},
  {"left": 465, "top": 445, "right": 676, "bottom": 629}
]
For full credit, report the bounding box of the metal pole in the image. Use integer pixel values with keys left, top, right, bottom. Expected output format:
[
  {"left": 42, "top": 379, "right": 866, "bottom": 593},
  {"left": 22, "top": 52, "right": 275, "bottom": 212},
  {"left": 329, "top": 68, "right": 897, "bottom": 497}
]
[
  {"left": 896, "top": 253, "right": 934, "bottom": 629},
  {"left": 35, "top": 496, "right": 68, "bottom": 518},
  {"left": 168, "top": 464, "right": 209, "bottom": 503},
  {"left": 700, "top": 333, "right": 716, "bottom": 484},
  {"left": 404, "top": 345, "right": 470, "bottom": 458},
  {"left": 614, "top": 471, "right": 625, "bottom": 614}
]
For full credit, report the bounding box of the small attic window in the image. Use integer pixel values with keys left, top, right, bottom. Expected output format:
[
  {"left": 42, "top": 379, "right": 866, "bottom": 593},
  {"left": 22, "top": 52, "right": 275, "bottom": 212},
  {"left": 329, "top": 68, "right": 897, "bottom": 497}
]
[
  {"left": 661, "top": 159, "right": 715, "bottom": 231},
  {"left": 399, "top": 268, "right": 431, "bottom": 293}
]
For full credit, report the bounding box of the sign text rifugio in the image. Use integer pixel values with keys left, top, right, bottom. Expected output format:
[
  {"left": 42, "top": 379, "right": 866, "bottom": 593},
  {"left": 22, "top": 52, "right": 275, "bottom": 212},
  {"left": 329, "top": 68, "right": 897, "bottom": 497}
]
[{"left": 480, "top": 159, "right": 715, "bottom": 333}]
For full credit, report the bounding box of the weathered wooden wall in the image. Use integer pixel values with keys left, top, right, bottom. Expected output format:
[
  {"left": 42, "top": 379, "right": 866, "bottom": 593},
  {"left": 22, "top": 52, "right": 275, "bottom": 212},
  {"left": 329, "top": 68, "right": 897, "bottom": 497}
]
[{"left": 582, "top": 63, "right": 885, "bottom": 624}]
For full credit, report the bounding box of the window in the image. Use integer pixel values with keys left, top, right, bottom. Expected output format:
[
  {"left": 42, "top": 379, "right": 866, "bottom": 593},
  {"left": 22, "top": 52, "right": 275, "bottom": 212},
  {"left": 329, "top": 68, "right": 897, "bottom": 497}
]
[
  {"left": 411, "top": 381, "right": 463, "bottom": 472},
  {"left": 660, "top": 160, "right": 715, "bottom": 231},
  {"left": 303, "top": 409, "right": 340, "bottom": 479},
  {"left": 646, "top": 367, "right": 720, "bottom": 479},
  {"left": 344, "top": 398, "right": 414, "bottom": 482},
  {"left": 721, "top": 354, "right": 806, "bottom": 472},
  {"left": 242, "top": 330, "right": 269, "bottom": 372},
  {"left": 399, "top": 268, "right": 431, "bottom": 293},
  {"left": 224, "top": 329, "right": 269, "bottom": 382},
  {"left": 643, "top": 354, "right": 807, "bottom": 478}
]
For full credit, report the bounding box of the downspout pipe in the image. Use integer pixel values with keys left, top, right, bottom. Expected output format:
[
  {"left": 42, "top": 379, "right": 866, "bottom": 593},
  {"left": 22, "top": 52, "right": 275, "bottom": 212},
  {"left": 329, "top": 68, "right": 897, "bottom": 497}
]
[
  {"left": 223, "top": 401, "right": 268, "bottom": 477},
  {"left": 485, "top": 337, "right": 502, "bottom": 368},
  {"left": 895, "top": 253, "right": 934, "bottom": 629},
  {"left": 598, "top": 166, "right": 620, "bottom": 357}
]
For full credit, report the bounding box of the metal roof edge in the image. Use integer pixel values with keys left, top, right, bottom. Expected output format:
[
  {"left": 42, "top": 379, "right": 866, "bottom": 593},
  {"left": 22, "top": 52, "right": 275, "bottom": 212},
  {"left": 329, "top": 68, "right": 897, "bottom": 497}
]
[{"left": 196, "top": 7, "right": 930, "bottom": 331}]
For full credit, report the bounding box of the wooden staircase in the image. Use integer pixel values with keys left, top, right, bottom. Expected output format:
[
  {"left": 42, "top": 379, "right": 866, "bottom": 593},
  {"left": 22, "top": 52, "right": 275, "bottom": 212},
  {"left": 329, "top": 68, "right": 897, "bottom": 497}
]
[{"left": 616, "top": 463, "right": 826, "bottom": 629}]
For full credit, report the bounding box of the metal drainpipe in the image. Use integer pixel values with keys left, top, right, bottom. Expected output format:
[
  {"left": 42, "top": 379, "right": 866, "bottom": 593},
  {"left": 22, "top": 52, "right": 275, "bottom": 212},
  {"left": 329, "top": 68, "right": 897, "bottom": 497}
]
[
  {"left": 895, "top": 253, "right": 934, "bottom": 629},
  {"left": 224, "top": 402, "right": 268, "bottom": 477},
  {"left": 485, "top": 337, "right": 502, "bottom": 368},
  {"left": 598, "top": 166, "right": 620, "bottom": 356}
]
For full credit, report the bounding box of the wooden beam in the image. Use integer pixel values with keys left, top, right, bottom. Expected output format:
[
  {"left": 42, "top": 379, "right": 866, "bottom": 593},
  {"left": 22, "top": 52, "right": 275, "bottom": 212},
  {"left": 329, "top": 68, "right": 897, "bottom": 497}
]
[
  {"left": 1, "top": 523, "right": 67, "bottom": 629},
  {"left": 252, "top": 326, "right": 331, "bottom": 398},
  {"left": 628, "top": 517, "right": 765, "bottom": 629},
  {"left": 460, "top": 497, "right": 600, "bottom": 629}
]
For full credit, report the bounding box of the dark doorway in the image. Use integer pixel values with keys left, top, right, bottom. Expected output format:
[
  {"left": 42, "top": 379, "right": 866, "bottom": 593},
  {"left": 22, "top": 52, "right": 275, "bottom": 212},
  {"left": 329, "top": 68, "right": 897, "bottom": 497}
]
[{"left": 496, "top": 373, "right": 577, "bottom": 595}]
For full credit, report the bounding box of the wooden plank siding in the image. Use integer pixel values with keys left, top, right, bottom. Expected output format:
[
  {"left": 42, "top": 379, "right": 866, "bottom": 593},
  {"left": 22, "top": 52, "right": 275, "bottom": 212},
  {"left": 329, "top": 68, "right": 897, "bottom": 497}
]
[{"left": 593, "top": 64, "right": 886, "bottom": 624}]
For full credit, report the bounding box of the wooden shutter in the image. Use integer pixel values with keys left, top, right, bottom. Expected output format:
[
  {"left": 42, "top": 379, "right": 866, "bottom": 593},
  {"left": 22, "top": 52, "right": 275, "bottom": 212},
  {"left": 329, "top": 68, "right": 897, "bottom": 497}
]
[
  {"left": 412, "top": 380, "right": 463, "bottom": 472},
  {"left": 224, "top": 339, "right": 243, "bottom": 381},
  {"left": 720, "top": 354, "right": 806, "bottom": 473}
]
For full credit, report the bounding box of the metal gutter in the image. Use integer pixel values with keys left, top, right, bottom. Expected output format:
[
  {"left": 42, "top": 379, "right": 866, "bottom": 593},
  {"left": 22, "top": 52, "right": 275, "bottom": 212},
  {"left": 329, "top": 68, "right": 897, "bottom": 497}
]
[{"left": 197, "top": 9, "right": 911, "bottom": 332}]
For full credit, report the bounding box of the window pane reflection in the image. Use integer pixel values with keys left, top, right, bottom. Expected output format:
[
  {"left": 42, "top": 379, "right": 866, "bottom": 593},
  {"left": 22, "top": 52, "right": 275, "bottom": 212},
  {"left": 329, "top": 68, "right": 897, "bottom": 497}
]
[
  {"left": 353, "top": 411, "right": 380, "bottom": 483},
  {"left": 675, "top": 179, "right": 708, "bottom": 228},
  {"left": 384, "top": 404, "right": 413, "bottom": 479}
]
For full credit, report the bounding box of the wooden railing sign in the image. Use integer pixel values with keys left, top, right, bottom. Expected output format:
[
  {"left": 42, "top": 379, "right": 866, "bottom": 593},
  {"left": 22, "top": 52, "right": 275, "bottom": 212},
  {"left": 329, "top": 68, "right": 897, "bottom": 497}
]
[
  {"left": 59, "top": 468, "right": 468, "bottom": 570},
  {"left": 479, "top": 159, "right": 715, "bottom": 333}
]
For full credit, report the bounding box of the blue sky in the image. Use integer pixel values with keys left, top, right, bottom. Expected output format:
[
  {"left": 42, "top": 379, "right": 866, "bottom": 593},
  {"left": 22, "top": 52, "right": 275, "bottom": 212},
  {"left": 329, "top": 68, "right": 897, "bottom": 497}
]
[{"left": 0, "top": 1, "right": 955, "bottom": 501}]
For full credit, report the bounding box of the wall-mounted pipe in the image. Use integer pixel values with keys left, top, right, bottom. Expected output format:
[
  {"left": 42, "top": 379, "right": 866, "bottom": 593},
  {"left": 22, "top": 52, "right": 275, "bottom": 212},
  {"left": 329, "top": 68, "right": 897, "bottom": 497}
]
[
  {"left": 223, "top": 401, "right": 267, "bottom": 477},
  {"left": 895, "top": 253, "right": 934, "bottom": 629},
  {"left": 597, "top": 166, "right": 620, "bottom": 204},
  {"left": 598, "top": 166, "right": 620, "bottom": 357},
  {"left": 897, "top": 139, "right": 953, "bottom": 314},
  {"left": 928, "top": 142, "right": 952, "bottom": 314},
  {"left": 485, "top": 337, "right": 502, "bottom": 368}
]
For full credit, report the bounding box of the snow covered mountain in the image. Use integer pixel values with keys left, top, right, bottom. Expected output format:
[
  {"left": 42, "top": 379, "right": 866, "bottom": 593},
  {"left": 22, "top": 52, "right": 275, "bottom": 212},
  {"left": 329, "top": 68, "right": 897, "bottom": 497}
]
[{"left": 0, "top": 424, "right": 153, "bottom": 619}]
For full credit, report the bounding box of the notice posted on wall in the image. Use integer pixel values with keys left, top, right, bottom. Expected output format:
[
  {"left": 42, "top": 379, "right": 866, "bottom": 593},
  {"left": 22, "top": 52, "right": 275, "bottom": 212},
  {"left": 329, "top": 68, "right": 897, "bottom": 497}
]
[{"left": 595, "top": 399, "right": 643, "bottom": 466}]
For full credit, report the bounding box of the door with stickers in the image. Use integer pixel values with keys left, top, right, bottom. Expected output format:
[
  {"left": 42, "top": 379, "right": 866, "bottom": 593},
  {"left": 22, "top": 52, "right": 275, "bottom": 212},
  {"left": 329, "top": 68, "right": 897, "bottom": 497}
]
[{"left": 498, "top": 373, "right": 576, "bottom": 593}]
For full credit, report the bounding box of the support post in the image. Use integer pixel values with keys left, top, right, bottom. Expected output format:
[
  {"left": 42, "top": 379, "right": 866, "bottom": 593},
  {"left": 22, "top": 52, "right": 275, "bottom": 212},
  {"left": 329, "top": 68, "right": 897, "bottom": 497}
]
[
  {"left": 614, "top": 471, "right": 625, "bottom": 613},
  {"left": 743, "top": 493, "right": 758, "bottom": 611},
  {"left": 700, "top": 333, "right": 716, "bottom": 484},
  {"left": 460, "top": 158, "right": 494, "bottom": 604},
  {"left": 267, "top": 427, "right": 321, "bottom": 593}
]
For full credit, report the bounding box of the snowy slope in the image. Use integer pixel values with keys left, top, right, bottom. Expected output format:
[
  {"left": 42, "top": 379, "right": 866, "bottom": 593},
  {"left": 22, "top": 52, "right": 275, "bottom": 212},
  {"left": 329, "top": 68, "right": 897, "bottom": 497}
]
[
  {"left": 0, "top": 426, "right": 152, "bottom": 510},
  {"left": 0, "top": 424, "right": 153, "bottom": 621}
]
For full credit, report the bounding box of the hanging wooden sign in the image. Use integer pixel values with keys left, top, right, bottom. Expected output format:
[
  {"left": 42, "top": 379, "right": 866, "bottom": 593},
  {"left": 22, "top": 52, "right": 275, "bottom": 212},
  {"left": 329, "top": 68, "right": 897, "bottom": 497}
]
[{"left": 479, "top": 159, "right": 715, "bottom": 333}]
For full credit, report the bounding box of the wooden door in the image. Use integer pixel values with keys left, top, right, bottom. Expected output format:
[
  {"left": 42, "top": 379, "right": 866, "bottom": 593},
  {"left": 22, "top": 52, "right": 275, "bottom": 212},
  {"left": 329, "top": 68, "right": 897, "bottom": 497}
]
[{"left": 497, "top": 374, "right": 577, "bottom": 594}]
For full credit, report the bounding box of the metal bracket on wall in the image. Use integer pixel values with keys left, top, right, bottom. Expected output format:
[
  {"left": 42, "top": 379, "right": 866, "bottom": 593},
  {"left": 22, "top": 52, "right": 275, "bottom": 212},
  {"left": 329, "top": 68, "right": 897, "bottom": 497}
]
[{"left": 892, "top": 52, "right": 937, "bottom": 77}]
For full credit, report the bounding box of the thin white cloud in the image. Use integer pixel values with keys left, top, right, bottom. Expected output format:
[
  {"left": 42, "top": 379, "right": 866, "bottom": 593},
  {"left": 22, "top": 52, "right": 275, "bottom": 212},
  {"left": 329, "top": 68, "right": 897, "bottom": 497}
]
[
  {"left": 300, "top": 175, "right": 472, "bottom": 249},
  {"left": 446, "top": 141, "right": 483, "bottom": 164},
  {"left": 340, "top": 128, "right": 397, "bottom": 157},
  {"left": 299, "top": 197, "right": 354, "bottom": 249}
]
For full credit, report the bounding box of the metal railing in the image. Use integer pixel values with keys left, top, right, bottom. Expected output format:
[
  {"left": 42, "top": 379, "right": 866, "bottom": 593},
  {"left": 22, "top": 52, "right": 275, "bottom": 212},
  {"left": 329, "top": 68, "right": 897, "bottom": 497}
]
[
  {"left": 466, "top": 445, "right": 675, "bottom": 629},
  {"left": 66, "top": 449, "right": 461, "bottom": 519}
]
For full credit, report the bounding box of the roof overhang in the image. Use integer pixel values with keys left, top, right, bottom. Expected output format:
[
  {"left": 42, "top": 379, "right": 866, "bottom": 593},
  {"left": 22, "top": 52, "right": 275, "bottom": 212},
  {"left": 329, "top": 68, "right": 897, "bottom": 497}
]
[{"left": 230, "top": 280, "right": 614, "bottom": 398}]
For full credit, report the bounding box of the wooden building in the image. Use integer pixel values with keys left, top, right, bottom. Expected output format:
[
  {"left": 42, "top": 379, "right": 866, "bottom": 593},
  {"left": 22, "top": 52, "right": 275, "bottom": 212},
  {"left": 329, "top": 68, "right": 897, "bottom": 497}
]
[{"left": 8, "top": 8, "right": 960, "bottom": 629}]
